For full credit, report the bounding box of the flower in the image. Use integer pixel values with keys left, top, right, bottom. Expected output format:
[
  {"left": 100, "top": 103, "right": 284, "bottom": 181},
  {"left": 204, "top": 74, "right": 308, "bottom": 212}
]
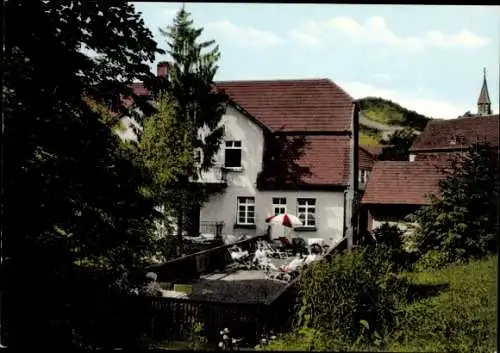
[
  {"left": 270, "top": 336, "right": 277, "bottom": 340},
  {"left": 261, "top": 338, "right": 267, "bottom": 344},
  {"left": 223, "top": 327, "right": 230, "bottom": 334},
  {"left": 223, "top": 334, "right": 229, "bottom": 340},
  {"left": 220, "top": 330, "right": 224, "bottom": 335},
  {"left": 218, "top": 342, "right": 224, "bottom": 348},
  {"left": 232, "top": 339, "right": 237, "bottom": 344}
]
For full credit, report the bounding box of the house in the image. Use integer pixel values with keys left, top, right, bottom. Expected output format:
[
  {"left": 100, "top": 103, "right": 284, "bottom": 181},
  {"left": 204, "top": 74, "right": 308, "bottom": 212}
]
[
  {"left": 359, "top": 161, "right": 444, "bottom": 233},
  {"left": 125, "top": 63, "right": 360, "bottom": 247},
  {"left": 409, "top": 114, "right": 499, "bottom": 162},
  {"left": 360, "top": 68, "right": 499, "bottom": 235},
  {"left": 358, "top": 145, "right": 383, "bottom": 189}
]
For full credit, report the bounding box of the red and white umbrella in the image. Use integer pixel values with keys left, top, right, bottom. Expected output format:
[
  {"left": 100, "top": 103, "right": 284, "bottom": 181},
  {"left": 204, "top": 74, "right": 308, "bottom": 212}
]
[{"left": 265, "top": 213, "right": 303, "bottom": 229}]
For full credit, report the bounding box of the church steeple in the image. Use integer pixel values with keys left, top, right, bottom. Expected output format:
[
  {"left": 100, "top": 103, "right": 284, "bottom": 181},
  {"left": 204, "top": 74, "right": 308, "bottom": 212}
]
[{"left": 477, "top": 67, "right": 492, "bottom": 116}]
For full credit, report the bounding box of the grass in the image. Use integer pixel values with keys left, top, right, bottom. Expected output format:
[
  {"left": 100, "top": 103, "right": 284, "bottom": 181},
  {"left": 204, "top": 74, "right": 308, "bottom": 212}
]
[
  {"left": 359, "top": 131, "right": 380, "bottom": 146},
  {"left": 385, "top": 255, "right": 497, "bottom": 352},
  {"left": 261, "top": 255, "right": 498, "bottom": 352}
]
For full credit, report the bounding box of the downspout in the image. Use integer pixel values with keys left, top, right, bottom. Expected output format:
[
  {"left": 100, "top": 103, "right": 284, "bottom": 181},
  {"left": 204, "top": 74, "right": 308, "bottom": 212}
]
[{"left": 346, "top": 102, "right": 360, "bottom": 250}]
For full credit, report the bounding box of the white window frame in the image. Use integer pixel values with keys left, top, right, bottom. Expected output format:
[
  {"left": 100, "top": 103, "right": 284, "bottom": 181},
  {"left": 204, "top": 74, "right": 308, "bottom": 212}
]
[
  {"left": 359, "top": 169, "right": 370, "bottom": 184},
  {"left": 272, "top": 197, "right": 287, "bottom": 216},
  {"left": 237, "top": 197, "right": 255, "bottom": 225},
  {"left": 297, "top": 198, "right": 316, "bottom": 228},
  {"left": 224, "top": 140, "right": 242, "bottom": 169}
]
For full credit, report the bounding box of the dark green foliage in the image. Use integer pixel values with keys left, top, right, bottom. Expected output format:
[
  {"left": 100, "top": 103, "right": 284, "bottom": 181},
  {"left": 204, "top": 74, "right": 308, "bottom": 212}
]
[
  {"left": 371, "top": 223, "right": 411, "bottom": 271},
  {"left": 3, "top": 0, "right": 165, "bottom": 348},
  {"left": 297, "top": 248, "right": 409, "bottom": 348},
  {"left": 358, "top": 97, "right": 432, "bottom": 131},
  {"left": 408, "top": 143, "right": 499, "bottom": 262},
  {"left": 379, "top": 128, "right": 419, "bottom": 161},
  {"left": 140, "top": 7, "right": 228, "bottom": 254},
  {"left": 263, "top": 256, "right": 497, "bottom": 353}
]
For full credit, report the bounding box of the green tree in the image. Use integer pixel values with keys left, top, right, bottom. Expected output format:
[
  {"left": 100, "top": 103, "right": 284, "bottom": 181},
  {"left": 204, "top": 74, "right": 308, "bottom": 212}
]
[
  {"left": 3, "top": 0, "right": 163, "bottom": 347},
  {"left": 143, "top": 6, "right": 228, "bottom": 254},
  {"left": 140, "top": 92, "right": 189, "bottom": 259},
  {"left": 408, "top": 143, "right": 498, "bottom": 262},
  {"left": 379, "top": 127, "right": 418, "bottom": 161}
]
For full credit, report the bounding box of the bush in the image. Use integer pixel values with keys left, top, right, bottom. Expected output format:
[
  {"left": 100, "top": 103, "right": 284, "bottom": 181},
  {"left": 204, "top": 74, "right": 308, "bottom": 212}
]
[
  {"left": 408, "top": 143, "right": 498, "bottom": 264},
  {"left": 297, "top": 247, "right": 409, "bottom": 348},
  {"left": 371, "top": 223, "right": 413, "bottom": 271},
  {"left": 413, "top": 249, "right": 453, "bottom": 272}
]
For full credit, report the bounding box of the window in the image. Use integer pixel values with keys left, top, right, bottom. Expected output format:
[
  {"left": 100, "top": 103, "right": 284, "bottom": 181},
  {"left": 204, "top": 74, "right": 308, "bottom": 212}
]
[
  {"left": 272, "top": 197, "right": 287, "bottom": 215},
  {"left": 237, "top": 197, "right": 255, "bottom": 225},
  {"left": 297, "top": 198, "right": 316, "bottom": 227},
  {"left": 359, "top": 169, "right": 370, "bottom": 184},
  {"left": 193, "top": 148, "right": 203, "bottom": 167},
  {"left": 224, "top": 140, "right": 242, "bottom": 168}
]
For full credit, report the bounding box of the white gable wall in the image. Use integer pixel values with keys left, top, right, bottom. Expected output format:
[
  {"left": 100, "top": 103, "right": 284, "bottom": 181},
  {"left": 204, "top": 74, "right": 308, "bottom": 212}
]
[{"left": 199, "top": 106, "right": 346, "bottom": 247}]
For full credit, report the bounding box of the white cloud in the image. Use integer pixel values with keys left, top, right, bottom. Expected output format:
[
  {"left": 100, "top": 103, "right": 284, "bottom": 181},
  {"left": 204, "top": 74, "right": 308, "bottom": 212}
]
[
  {"left": 373, "top": 73, "right": 392, "bottom": 82},
  {"left": 163, "top": 8, "right": 177, "bottom": 19},
  {"left": 205, "top": 20, "right": 283, "bottom": 48},
  {"left": 340, "top": 81, "right": 471, "bottom": 119},
  {"left": 290, "top": 16, "right": 489, "bottom": 51}
]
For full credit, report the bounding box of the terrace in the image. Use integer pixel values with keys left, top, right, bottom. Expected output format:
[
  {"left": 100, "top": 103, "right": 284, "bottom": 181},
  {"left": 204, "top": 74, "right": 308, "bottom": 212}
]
[{"left": 138, "top": 235, "right": 348, "bottom": 342}]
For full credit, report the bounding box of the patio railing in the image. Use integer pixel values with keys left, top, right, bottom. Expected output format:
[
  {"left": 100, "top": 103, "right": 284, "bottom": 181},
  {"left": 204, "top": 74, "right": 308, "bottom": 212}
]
[{"left": 146, "top": 234, "right": 266, "bottom": 284}]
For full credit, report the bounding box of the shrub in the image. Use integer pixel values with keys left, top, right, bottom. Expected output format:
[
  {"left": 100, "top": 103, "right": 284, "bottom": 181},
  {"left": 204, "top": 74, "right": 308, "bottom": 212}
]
[
  {"left": 297, "top": 247, "right": 409, "bottom": 347},
  {"left": 413, "top": 249, "right": 453, "bottom": 272},
  {"left": 408, "top": 143, "right": 498, "bottom": 263},
  {"left": 371, "top": 223, "right": 412, "bottom": 271}
]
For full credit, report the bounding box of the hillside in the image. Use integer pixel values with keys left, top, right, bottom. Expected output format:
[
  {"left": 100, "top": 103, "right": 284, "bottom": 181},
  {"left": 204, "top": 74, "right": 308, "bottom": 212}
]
[{"left": 358, "top": 97, "right": 433, "bottom": 146}]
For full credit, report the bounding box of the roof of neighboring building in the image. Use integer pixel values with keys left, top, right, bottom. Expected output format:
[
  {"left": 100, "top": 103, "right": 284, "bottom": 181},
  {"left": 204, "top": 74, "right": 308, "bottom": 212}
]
[
  {"left": 409, "top": 114, "right": 500, "bottom": 152},
  {"left": 130, "top": 78, "right": 355, "bottom": 187},
  {"left": 361, "top": 161, "right": 446, "bottom": 205},
  {"left": 359, "top": 145, "right": 380, "bottom": 170}
]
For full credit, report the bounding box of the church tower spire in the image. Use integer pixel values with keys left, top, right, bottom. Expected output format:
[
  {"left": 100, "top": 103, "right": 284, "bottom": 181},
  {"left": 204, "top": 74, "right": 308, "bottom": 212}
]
[{"left": 477, "top": 67, "right": 492, "bottom": 116}]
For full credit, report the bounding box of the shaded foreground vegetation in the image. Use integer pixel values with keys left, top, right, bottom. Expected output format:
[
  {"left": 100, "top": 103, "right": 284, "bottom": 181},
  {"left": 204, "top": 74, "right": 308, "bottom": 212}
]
[{"left": 260, "top": 254, "right": 497, "bottom": 352}]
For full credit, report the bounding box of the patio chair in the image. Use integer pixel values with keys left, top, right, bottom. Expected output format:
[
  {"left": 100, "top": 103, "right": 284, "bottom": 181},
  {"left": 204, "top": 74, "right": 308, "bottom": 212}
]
[
  {"left": 259, "top": 240, "right": 288, "bottom": 259},
  {"left": 274, "top": 236, "right": 296, "bottom": 255},
  {"left": 228, "top": 245, "right": 251, "bottom": 269}
]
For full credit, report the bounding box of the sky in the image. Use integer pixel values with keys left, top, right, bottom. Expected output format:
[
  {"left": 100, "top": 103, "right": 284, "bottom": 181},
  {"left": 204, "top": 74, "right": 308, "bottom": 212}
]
[{"left": 132, "top": 3, "right": 499, "bottom": 120}]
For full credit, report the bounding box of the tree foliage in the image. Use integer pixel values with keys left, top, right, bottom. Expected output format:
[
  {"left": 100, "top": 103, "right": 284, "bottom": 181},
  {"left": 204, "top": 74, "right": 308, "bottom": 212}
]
[
  {"left": 379, "top": 127, "right": 418, "bottom": 161},
  {"left": 140, "top": 6, "right": 228, "bottom": 254},
  {"left": 408, "top": 143, "right": 499, "bottom": 262},
  {"left": 297, "top": 247, "right": 409, "bottom": 349},
  {"left": 3, "top": 0, "right": 164, "bottom": 347}
]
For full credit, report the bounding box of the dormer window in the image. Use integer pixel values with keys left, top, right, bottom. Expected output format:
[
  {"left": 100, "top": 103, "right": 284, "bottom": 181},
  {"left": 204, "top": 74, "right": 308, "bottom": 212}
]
[{"left": 224, "top": 140, "right": 242, "bottom": 169}]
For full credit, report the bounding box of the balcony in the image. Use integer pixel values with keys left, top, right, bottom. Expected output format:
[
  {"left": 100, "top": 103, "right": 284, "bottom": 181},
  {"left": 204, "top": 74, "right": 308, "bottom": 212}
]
[
  {"left": 189, "top": 166, "right": 227, "bottom": 185},
  {"left": 199, "top": 221, "right": 225, "bottom": 238}
]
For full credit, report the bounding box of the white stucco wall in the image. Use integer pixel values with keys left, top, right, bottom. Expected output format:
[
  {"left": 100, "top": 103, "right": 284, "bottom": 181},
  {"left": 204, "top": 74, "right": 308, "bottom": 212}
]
[
  {"left": 199, "top": 105, "right": 265, "bottom": 235},
  {"left": 199, "top": 106, "right": 346, "bottom": 246}
]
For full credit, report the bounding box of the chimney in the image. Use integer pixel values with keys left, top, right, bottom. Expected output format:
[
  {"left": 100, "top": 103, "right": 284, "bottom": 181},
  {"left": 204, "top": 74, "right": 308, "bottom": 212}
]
[{"left": 157, "top": 61, "right": 169, "bottom": 77}]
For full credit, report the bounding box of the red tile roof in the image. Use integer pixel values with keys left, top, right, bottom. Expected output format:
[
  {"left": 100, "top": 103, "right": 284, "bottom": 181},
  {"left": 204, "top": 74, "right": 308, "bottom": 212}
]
[
  {"left": 130, "top": 79, "right": 354, "bottom": 133},
  {"left": 298, "top": 136, "right": 350, "bottom": 185},
  {"left": 216, "top": 79, "right": 353, "bottom": 132},
  {"left": 361, "top": 161, "right": 446, "bottom": 205},
  {"left": 129, "top": 78, "right": 354, "bottom": 187},
  {"left": 359, "top": 146, "right": 377, "bottom": 170},
  {"left": 360, "top": 145, "right": 385, "bottom": 157},
  {"left": 410, "top": 114, "right": 499, "bottom": 152}
]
